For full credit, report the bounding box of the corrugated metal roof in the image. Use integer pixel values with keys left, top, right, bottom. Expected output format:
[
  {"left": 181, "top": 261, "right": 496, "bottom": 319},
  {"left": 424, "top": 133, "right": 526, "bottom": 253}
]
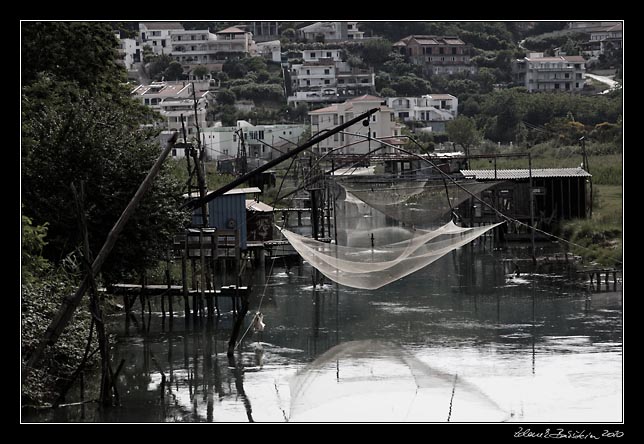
[
  {"left": 246, "top": 200, "right": 274, "bottom": 212},
  {"left": 460, "top": 167, "right": 592, "bottom": 180}
]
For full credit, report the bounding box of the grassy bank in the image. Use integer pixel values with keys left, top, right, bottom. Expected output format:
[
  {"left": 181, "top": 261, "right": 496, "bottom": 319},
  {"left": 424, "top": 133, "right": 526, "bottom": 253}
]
[{"left": 558, "top": 184, "right": 623, "bottom": 267}]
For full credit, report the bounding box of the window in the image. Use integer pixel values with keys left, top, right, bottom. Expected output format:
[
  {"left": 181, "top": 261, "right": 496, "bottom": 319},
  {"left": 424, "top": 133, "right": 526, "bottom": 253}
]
[
  {"left": 372, "top": 115, "right": 376, "bottom": 122},
  {"left": 333, "top": 114, "right": 338, "bottom": 125},
  {"left": 324, "top": 79, "right": 331, "bottom": 85},
  {"left": 324, "top": 69, "right": 330, "bottom": 75},
  {"left": 326, "top": 52, "right": 332, "bottom": 57},
  {"left": 452, "top": 47, "right": 457, "bottom": 54},
  {"left": 310, "top": 52, "right": 316, "bottom": 58}
]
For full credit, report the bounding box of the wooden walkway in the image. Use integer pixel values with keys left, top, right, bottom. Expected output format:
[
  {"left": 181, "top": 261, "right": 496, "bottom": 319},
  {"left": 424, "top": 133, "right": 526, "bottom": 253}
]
[
  {"left": 576, "top": 268, "right": 622, "bottom": 291},
  {"left": 103, "top": 283, "right": 249, "bottom": 318}
]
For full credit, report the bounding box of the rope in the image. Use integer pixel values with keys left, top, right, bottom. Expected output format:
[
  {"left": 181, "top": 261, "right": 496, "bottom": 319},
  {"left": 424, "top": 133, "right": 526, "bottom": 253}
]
[
  {"left": 233, "top": 255, "right": 276, "bottom": 351},
  {"left": 341, "top": 132, "right": 621, "bottom": 264}
]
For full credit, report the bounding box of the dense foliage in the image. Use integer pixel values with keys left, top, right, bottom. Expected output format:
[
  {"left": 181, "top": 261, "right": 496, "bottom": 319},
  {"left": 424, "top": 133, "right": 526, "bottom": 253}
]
[{"left": 22, "top": 21, "right": 191, "bottom": 405}]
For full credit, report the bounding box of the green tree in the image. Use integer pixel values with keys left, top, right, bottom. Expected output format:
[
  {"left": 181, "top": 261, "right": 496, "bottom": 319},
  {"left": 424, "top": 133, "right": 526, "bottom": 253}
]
[
  {"left": 21, "top": 21, "right": 125, "bottom": 94},
  {"left": 216, "top": 88, "right": 237, "bottom": 105},
  {"left": 390, "top": 75, "right": 431, "bottom": 96},
  {"left": 164, "top": 61, "right": 185, "bottom": 81},
  {"left": 360, "top": 38, "right": 392, "bottom": 66},
  {"left": 446, "top": 116, "right": 480, "bottom": 159},
  {"left": 22, "top": 22, "right": 190, "bottom": 283},
  {"left": 192, "top": 65, "right": 210, "bottom": 79}
]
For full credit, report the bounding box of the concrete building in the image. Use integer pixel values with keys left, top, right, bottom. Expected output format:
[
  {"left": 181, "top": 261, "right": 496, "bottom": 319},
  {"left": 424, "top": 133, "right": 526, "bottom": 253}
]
[
  {"left": 308, "top": 95, "right": 403, "bottom": 155},
  {"left": 114, "top": 32, "right": 141, "bottom": 70},
  {"left": 513, "top": 53, "right": 586, "bottom": 92},
  {"left": 298, "top": 21, "right": 364, "bottom": 42},
  {"left": 170, "top": 26, "right": 254, "bottom": 65},
  {"left": 139, "top": 22, "right": 184, "bottom": 56},
  {"left": 131, "top": 81, "right": 212, "bottom": 139},
  {"left": 200, "top": 121, "right": 308, "bottom": 162},
  {"left": 243, "top": 21, "right": 280, "bottom": 42},
  {"left": 393, "top": 35, "right": 476, "bottom": 76},
  {"left": 288, "top": 49, "right": 375, "bottom": 106},
  {"left": 386, "top": 94, "right": 458, "bottom": 132}
]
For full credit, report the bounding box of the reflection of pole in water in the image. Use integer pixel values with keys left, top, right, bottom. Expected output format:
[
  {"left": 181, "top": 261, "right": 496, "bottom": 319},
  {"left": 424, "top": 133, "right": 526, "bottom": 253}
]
[
  {"left": 227, "top": 354, "right": 254, "bottom": 422},
  {"left": 531, "top": 281, "right": 536, "bottom": 375},
  {"left": 204, "top": 322, "right": 214, "bottom": 422}
]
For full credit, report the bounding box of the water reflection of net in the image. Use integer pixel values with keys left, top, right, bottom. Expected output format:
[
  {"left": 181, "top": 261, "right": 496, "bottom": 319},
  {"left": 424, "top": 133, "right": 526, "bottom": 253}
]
[
  {"left": 280, "top": 221, "right": 501, "bottom": 290},
  {"left": 340, "top": 179, "right": 499, "bottom": 227},
  {"left": 289, "top": 340, "right": 510, "bottom": 422}
]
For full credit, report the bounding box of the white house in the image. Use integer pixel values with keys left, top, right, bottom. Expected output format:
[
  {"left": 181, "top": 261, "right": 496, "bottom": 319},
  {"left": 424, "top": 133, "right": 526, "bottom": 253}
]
[
  {"left": 139, "top": 22, "right": 184, "bottom": 56},
  {"left": 298, "top": 22, "right": 364, "bottom": 41},
  {"left": 288, "top": 49, "right": 375, "bottom": 106},
  {"left": 114, "top": 32, "right": 140, "bottom": 70},
  {"left": 386, "top": 94, "right": 458, "bottom": 131},
  {"left": 169, "top": 26, "right": 255, "bottom": 66},
  {"left": 308, "top": 95, "right": 403, "bottom": 155},
  {"left": 132, "top": 81, "right": 212, "bottom": 138},
  {"left": 256, "top": 40, "right": 282, "bottom": 63},
  {"left": 201, "top": 121, "right": 308, "bottom": 161},
  {"left": 513, "top": 53, "right": 586, "bottom": 92}
]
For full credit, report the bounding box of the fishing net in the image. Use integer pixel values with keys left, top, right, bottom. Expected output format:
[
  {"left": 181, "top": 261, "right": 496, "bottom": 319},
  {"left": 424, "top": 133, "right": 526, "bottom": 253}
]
[
  {"left": 288, "top": 340, "right": 510, "bottom": 422},
  {"left": 279, "top": 220, "right": 502, "bottom": 290},
  {"left": 339, "top": 179, "right": 499, "bottom": 227}
]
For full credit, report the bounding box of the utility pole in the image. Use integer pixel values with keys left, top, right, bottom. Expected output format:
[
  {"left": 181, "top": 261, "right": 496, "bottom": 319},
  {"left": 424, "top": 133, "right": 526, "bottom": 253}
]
[
  {"left": 529, "top": 153, "right": 536, "bottom": 265},
  {"left": 579, "top": 136, "right": 593, "bottom": 217},
  {"left": 236, "top": 128, "right": 248, "bottom": 176}
]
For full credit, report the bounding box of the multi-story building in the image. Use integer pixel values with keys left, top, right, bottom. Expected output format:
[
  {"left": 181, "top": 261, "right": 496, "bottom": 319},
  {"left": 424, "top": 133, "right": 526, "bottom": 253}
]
[
  {"left": 298, "top": 21, "right": 364, "bottom": 42},
  {"left": 131, "top": 81, "right": 212, "bottom": 137},
  {"left": 170, "top": 26, "right": 254, "bottom": 65},
  {"left": 513, "top": 53, "right": 586, "bottom": 92},
  {"left": 582, "top": 22, "right": 622, "bottom": 60},
  {"left": 393, "top": 35, "right": 476, "bottom": 76},
  {"left": 386, "top": 94, "right": 458, "bottom": 132},
  {"left": 308, "top": 95, "right": 403, "bottom": 155},
  {"left": 200, "top": 121, "right": 308, "bottom": 162},
  {"left": 288, "top": 49, "right": 375, "bottom": 106},
  {"left": 114, "top": 32, "right": 141, "bottom": 70},
  {"left": 139, "top": 22, "right": 184, "bottom": 56},
  {"left": 243, "top": 21, "right": 280, "bottom": 43}
]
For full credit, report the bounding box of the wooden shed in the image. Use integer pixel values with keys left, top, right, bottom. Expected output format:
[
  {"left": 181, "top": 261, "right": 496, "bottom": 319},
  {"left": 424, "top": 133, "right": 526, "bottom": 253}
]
[
  {"left": 457, "top": 167, "right": 592, "bottom": 231},
  {"left": 190, "top": 187, "right": 261, "bottom": 249}
]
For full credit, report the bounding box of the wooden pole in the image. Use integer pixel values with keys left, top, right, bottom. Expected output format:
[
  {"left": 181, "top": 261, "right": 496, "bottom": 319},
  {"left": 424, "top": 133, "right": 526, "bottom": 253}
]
[
  {"left": 182, "top": 234, "right": 190, "bottom": 319},
  {"left": 185, "top": 108, "right": 380, "bottom": 211},
  {"left": 26, "top": 132, "right": 180, "bottom": 369}
]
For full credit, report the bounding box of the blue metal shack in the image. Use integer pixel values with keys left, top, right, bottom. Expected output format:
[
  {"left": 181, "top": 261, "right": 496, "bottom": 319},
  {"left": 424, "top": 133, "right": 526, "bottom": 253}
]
[{"left": 191, "top": 187, "right": 261, "bottom": 249}]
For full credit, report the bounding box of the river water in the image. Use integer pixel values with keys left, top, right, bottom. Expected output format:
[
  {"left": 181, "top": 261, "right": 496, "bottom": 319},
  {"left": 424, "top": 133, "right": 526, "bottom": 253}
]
[{"left": 24, "top": 196, "right": 623, "bottom": 423}]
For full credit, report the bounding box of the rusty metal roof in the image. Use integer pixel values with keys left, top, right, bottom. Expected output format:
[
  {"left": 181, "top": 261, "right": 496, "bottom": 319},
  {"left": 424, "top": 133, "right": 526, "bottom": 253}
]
[{"left": 460, "top": 167, "right": 592, "bottom": 180}]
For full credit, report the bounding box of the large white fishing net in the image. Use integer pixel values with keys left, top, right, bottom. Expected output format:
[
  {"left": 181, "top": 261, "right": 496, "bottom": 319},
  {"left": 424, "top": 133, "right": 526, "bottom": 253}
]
[
  {"left": 339, "top": 179, "right": 499, "bottom": 226},
  {"left": 279, "top": 220, "right": 502, "bottom": 290},
  {"left": 288, "top": 340, "right": 510, "bottom": 422}
]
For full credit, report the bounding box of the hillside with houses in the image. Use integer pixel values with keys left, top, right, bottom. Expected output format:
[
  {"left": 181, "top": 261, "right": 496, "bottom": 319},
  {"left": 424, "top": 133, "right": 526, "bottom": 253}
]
[{"left": 113, "top": 21, "right": 621, "bottom": 162}]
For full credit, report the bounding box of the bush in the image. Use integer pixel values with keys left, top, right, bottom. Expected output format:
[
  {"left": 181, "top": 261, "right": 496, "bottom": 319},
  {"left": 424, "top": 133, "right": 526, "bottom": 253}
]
[{"left": 21, "top": 214, "right": 97, "bottom": 406}]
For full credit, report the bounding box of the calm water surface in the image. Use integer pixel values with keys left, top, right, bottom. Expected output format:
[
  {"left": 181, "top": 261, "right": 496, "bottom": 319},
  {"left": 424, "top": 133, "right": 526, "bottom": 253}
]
[
  {"left": 27, "top": 243, "right": 623, "bottom": 423},
  {"left": 26, "top": 197, "right": 623, "bottom": 423}
]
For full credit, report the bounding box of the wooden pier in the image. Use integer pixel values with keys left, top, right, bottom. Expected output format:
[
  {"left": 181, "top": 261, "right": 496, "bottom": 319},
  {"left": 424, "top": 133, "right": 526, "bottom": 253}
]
[
  {"left": 576, "top": 268, "right": 622, "bottom": 292},
  {"left": 105, "top": 283, "right": 249, "bottom": 319}
]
